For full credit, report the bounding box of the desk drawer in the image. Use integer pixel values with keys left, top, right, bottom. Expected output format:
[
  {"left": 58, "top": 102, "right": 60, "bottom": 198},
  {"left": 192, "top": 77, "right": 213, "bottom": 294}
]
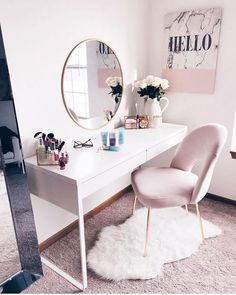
[
  {"left": 146, "top": 131, "right": 186, "bottom": 161},
  {"left": 80, "top": 150, "right": 146, "bottom": 198}
]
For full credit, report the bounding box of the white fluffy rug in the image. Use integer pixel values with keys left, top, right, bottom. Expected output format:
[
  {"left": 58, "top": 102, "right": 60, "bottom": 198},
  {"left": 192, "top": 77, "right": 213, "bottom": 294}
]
[{"left": 87, "top": 206, "right": 221, "bottom": 280}]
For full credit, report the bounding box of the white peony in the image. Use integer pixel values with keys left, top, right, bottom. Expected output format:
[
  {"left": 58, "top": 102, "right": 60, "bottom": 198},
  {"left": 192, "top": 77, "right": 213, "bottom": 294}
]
[
  {"left": 106, "top": 76, "right": 122, "bottom": 87},
  {"left": 139, "top": 79, "right": 147, "bottom": 89},
  {"left": 152, "top": 77, "right": 162, "bottom": 87},
  {"left": 135, "top": 75, "right": 169, "bottom": 94},
  {"left": 135, "top": 79, "right": 147, "bottom": 89},
  {"left": 110, "top": 79, "right": 118, "bottom": 87},
  {"left": 146, "top": 75, "right": 154, "bottom": 86},
  {"left": 105, "top": 77, "right": 113, "bottom": 86},
  {"left": 160, "top": 79, "right": 169, "bottom": 90}
]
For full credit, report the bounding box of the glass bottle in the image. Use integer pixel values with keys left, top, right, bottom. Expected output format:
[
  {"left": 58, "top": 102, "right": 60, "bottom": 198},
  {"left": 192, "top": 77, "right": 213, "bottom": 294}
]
[
  {"left": 59, "top": 153, "right": 66, "bottom": 170},
  {"left": 37, "top": 137, "right": 46, "bottom": 164}
]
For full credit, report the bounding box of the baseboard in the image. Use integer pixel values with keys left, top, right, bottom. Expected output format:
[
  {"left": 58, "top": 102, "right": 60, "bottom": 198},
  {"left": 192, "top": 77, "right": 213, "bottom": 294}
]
[
  {"left": 38, "top": 189, "right": 235, "bottom": 251},
  {"left": 39, "top": 185, "right": 132, "bottom": 252},
  {"left": 206, "top": 193, "right": 236, "bottom": 206}
]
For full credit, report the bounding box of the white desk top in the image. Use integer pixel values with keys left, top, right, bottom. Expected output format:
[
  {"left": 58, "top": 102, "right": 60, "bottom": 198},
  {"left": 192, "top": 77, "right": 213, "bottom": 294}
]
[
  {"left": 25, "top": 123, "right": 187, "bottom": 290},
  {"left": 25, "top": 123, "right": 187, "bottom": 186}
]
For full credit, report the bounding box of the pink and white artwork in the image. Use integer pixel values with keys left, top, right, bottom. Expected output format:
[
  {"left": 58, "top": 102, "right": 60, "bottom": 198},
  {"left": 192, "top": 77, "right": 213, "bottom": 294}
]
[
  {"left": 162, "top": 8, "right": 222, "bottom": 94},
  {"left": 97, "top": 42, "right": 121, "bottom": 88},
  {"left": 97, "top": 69, "right": 121, "bottom": 88}
]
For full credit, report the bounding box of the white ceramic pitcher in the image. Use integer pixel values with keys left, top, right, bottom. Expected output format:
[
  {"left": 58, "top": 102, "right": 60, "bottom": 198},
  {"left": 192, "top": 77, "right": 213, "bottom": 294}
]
[{"left": 144, "top": 97, "right": 169, "bottom": 127}]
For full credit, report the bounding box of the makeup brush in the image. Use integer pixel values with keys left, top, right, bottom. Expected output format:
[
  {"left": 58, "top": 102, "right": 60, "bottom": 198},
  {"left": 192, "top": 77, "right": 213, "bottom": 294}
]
[
  {"left": 58, "top": 141, "right": 65, "bottom": 152},
  {"left": 34, "top": 131, "right": 43, "bottom": 138},
  {"left": 47, "top": 133, "right": 54, "bottom": 140}
]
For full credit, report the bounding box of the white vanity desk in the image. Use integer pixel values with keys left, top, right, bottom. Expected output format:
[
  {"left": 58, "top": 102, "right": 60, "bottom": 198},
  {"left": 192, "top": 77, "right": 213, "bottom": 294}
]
[{"left": 25, "top": 123, "right": 187, "bottom": 290}]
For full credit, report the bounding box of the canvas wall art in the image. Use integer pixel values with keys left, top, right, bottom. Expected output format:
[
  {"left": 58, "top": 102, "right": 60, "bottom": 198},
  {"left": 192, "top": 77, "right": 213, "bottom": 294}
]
[
  {"left": 97, "top": 42, "right": 121, "bottom": 88},
  {"left": 162, "top": 8, "right": 222, "bottom": 93}
]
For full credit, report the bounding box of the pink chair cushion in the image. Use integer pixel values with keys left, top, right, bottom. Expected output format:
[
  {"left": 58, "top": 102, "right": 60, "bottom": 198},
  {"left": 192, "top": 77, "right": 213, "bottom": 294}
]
[{"left": 131, "top": 167, "right": 198, "bottom": 208}]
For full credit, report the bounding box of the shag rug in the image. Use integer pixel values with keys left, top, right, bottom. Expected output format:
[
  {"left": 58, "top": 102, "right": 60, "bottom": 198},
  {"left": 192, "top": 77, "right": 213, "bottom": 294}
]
[{"left": 87, "top": 206, "right": 221, "bottom": 281}]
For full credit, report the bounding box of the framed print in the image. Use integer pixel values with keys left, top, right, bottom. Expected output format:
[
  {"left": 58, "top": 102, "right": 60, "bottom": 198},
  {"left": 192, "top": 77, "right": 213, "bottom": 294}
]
[{"left": 162, "top": 8, "right": 222, "bottom": 94}]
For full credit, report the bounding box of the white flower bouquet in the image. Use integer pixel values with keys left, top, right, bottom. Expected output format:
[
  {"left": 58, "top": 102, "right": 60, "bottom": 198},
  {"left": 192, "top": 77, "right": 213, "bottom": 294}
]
[
  {"left": 106, "top": 77, "right": 123, "bottom": 104},
  {"left": 135, "top": 75, "right": 169, "bottom": 100}
]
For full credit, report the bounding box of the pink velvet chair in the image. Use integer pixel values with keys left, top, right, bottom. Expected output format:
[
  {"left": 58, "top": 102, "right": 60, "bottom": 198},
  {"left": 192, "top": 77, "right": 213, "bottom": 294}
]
[{"left": 131, "top": 124, "right": 227, "bottom": 256}]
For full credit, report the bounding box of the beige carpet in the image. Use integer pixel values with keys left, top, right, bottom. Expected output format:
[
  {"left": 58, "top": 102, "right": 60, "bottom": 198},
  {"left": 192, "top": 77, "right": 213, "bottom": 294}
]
[
  {"left": 0, "top": 172, "right": 21, "bottom": 283},
  {"left": 25, "top": 192, "right": 236, "bottom": 293}
]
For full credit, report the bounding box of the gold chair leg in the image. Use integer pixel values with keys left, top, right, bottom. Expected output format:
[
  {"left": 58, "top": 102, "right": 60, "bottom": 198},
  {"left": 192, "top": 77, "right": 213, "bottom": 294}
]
[
  {"left": 132, "top": 195, "right": 137, "bottom": 215},
  {"left": 196, "top": 203, "right": 205, "bottom": 242},
  {"left": 144, "top": 208, "right": 152, "bottom": 257},
  {"left": 185, "top": 204, "right": 189, "bottom": 216}
]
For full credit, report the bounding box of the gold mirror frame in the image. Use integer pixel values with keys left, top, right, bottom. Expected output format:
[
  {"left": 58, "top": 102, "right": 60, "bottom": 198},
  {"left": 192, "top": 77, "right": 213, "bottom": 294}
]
[{"left": 61, "top": 39, "right": 123, "bottom": 130}]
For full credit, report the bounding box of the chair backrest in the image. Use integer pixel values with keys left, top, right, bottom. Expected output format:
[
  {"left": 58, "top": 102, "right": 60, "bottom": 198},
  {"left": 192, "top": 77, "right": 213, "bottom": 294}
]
[{"left": 170, "top": 124, "right": 227, "bottom": 203}]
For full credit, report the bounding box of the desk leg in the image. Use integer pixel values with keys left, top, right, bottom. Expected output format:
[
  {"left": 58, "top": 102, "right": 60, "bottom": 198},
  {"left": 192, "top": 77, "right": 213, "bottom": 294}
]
[
  {"left": 41, "top": 256, "right": 84, "bottom": 290},
  {"left": 40, "top": 187, "right": 88, "bottom": 291},
  {"left": 77, "top": 186, "right": 88, "bottom": 290}
]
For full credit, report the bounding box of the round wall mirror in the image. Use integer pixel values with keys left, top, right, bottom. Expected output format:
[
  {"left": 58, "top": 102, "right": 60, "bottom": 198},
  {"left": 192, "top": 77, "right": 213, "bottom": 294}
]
[{"left": 61, "top": 40, "right": 123, "bottom": 129}]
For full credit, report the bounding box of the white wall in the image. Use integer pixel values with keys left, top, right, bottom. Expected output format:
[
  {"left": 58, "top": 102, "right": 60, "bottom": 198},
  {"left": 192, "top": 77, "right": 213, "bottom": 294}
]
[
  {"left": 0, "top": 0, "right": 235, "bottom": 204},
  {"left": 148, "top": 0, "right": 236, "bottom": 200},
  {"left": 0, "top": 0, "right": 148, "bottom": 155},
  {"left": 0, "top": 0, "right": 149, "bottom": 217}
]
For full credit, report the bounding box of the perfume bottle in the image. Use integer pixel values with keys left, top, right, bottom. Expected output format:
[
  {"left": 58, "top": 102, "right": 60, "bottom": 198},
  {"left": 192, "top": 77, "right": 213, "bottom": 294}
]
[
  {"left": 54, "top": 151, "right": 59, "bottom": 164},
  {"left": 109, "top": 132, "right": 116, "bottom": 146},
  {"left": 109, "top": 130, "right": 120, "bottom": 151},
  {"left": 47, "top": 147, "right": 54, "bottom": 164},
  {"left": 63, "top": 144, "right": 68, "bottom": 164},
  {"left": 37, "top": 137, "right": 46, "bottom": 164},
  {"left": 59, "top": 153, "right": 66, "bottom": 170},
  {"left": 50, "top": 141, "right": 59, "bottom": 164}
]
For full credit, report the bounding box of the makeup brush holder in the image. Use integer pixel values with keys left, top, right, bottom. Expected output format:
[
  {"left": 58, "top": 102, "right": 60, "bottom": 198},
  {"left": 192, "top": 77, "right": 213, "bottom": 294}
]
[
  {"left": 34, "top": 132, "right": 68, "bottom": 166},
  {"left": 36, "top": 149, "right": 59, "bottom": 166}
]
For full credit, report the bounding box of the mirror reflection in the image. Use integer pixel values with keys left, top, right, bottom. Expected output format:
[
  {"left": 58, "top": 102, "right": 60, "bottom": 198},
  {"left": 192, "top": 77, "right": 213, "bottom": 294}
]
[
  {"left": 0, "top": 25, "right": 42, "bottom": 293},
  {"left": 0, "top": 170, "right": 21, "bottom": 283},
  {"left": 62, "top": 40, "right": 123, "bottom": 129}
]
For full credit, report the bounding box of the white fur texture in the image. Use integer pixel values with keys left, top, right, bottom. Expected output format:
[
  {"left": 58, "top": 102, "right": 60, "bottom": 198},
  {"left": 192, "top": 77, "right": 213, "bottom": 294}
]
[{"left": 87, "top": 207, "right": 221, "bottom": 280}]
